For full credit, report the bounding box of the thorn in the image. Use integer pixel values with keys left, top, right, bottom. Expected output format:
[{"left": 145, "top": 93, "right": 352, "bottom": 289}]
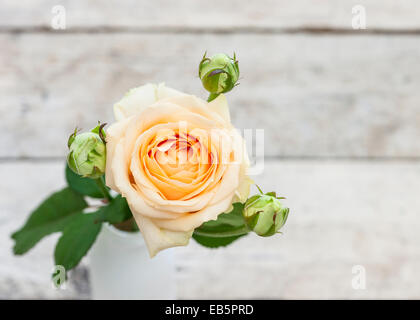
[
  {"left": 98, "top": 123, "right": 107, "bottom": 144},
  {"left": 200, "top": 51, "right": 211, "bottom": 65},
  {"left": 255, "top": 184, "right": 264, "bottom": 194},
  {"left": 67, "top": 127, "right": 80, "bottom": 148},
  {"left": 233, "top": 52, "right": 239, "bottom": 64},
  {"left": 200, "top": 57, "right": 211, "bottom": 64}
]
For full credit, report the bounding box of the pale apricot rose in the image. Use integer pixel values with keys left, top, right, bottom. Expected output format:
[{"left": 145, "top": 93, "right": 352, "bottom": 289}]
[{"left": 106, "top": 83, "right": 252, "bottom": 257}]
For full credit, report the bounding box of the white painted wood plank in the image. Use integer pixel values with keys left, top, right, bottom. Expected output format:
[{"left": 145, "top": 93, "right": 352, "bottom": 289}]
[
  {"left": 178, "top": 160, "right": 420, "bottom": 298},
  {"left": 1, "top": 160, "right": 420, "bottom": 298},
  {"left": 1, "top": 34, "right": 420, "bottom": 158},
  {"left": 1, "top": 1, "right": 420, "bottom": 30},
  {"left": 0, "top": 162, "right": 87, "bottom": 298}
]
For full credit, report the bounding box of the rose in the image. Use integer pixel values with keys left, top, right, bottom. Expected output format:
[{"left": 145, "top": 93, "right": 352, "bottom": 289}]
[{"left": 106, "top": 83, "right": 251, "bottom": 256}]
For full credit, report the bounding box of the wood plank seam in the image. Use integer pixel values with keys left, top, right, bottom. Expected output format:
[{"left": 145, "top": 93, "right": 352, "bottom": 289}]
[{"left": 1, "top": 26, "right": 420, "bottom": 35}]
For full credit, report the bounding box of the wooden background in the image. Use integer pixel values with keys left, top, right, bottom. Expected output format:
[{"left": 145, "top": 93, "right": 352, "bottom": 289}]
[{"left": 1, "top": 1, "right": 420, "bottom": 299}]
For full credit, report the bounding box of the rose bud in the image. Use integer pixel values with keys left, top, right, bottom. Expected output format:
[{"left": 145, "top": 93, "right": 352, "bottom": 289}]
[
  {"left": 243, "top": 193, "right": 290, "bottom": 237},
  {"left": 198, "top": 52, "right": 239, "bottom": 100},
  {"left": 67, "top": 124, "right": 106, "bottom": 179}
]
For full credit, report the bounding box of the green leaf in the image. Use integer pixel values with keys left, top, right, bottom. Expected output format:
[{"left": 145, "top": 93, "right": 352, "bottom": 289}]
[
  {"left": 192, "top": 202, "right": 249, "bottom": 248},
  {"left": 52, "top": 195, "right": 132, "bottom": 271},
  {"left": 99, "top": 195, "right": 132, "bottom": 224},
  {"left": 11, "top": 187, "right": 87, "bottom": 255},
  {"left": 65, "top": 165, "right": 104, "bottom": 198},
  {"left": 54, "top": 212, "right": 102, "bottom": 271},
  {"left": 193, "top": 233, "right": 246, "bottom": 248}
]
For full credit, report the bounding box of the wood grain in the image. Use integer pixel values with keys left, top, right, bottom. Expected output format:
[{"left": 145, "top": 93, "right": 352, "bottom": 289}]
[
  {"left": 1, "top": 0, "right": 419, "bottom": 301},
  {"left": 1, "top": 1, "right": 420, "bottom": 30},
  {"left": 2, "top": 161, "right": 420, "bottom": 298},
  {"left": 1, "top": 33, "right": 420, "bottom": 158}
]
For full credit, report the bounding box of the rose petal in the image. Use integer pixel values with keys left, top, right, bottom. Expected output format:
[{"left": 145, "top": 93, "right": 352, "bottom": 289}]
[
  {"left": 106, "top": 84, "right": 251, "bottom": 256},
  {"left": 152, "top": 192, "right": 235, "bottom": 232},
  {"left": 105, "top": 118, "right": 130, "bottom": 190},
  {"left": 207, "top": 94, "right": 231, "bottom": 124},
  {"left": 111, "top": 142, "right": 183, "bottom": 219},
  {"left": 113, "top": 83, "right": 184, "bottom": 121},
  {"left": 133, "top": 214, "right": 193, "bottom": 257}
]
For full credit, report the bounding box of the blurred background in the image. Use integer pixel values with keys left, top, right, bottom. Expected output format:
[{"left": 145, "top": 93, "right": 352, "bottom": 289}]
[{"left": 1, "top": 0, "right": 420, "bottom": 299}]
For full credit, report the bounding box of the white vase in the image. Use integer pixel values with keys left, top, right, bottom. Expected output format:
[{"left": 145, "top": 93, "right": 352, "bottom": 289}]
[{"left": 88, "top": 223, "right": 177, "bottom": 299}]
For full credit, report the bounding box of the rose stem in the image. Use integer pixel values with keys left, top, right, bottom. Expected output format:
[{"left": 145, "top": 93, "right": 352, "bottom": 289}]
[{"left": 95, "top": 177, "right": 113, "bottom": 202}]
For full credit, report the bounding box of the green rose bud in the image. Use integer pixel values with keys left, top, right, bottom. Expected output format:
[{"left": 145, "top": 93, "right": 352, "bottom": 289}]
[
  {"left": 67, "top": 124, "right": 106, "bottom": 179},
  {"left": 198, "top": 52, "right": 239, "bottom": 100},
  {"left": 243, "top": 192, "right": 289, "bottom": 237}
]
